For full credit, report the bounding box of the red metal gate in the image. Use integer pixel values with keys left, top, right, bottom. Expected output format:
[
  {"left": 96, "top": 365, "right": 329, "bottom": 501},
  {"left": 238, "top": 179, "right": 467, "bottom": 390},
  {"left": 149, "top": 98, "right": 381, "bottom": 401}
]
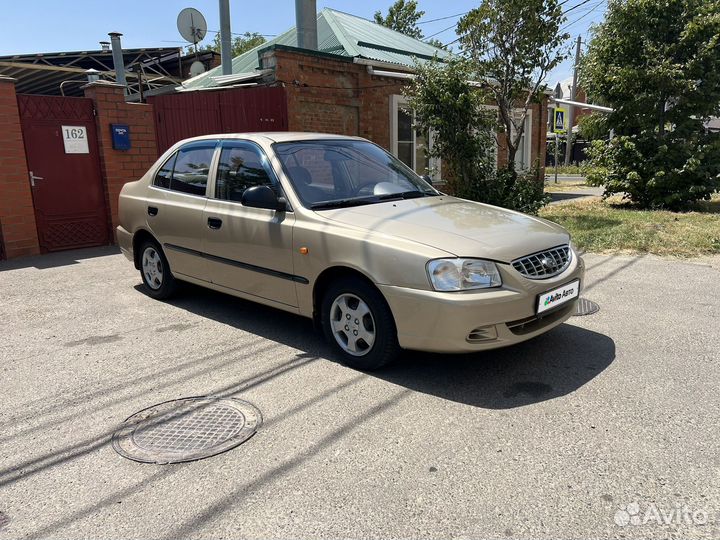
[
  {"left": 18, "top": 95, "right": 109, "bottom": 252},
  {"left": 148, "top": 86, "right": 288, "bottom": 154}
]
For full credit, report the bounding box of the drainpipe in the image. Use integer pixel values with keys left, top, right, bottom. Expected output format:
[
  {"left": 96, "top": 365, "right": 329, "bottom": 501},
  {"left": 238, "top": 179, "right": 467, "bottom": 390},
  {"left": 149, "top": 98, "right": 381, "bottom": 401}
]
[
  {"left": 108, "top": 32, "right": 127, "bottom": 90},
  {"left": 219, "top": 0, "right": 232, "bottom": 75},
  {"left": 295, "top": 0, "right": 318, "bottom": 50}
]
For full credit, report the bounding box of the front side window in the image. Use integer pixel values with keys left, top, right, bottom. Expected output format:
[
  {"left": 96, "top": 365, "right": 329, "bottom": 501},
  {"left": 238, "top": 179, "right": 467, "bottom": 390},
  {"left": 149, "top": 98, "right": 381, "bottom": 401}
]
[
  {"left": 215, "top": 142, "right": 276, "bottom": 202},
  {"left": 171, "top": 144, "right": 215, "bottom": 196},
  {"left": 275, "top": 139, "right": 438, "bottom": 209}
]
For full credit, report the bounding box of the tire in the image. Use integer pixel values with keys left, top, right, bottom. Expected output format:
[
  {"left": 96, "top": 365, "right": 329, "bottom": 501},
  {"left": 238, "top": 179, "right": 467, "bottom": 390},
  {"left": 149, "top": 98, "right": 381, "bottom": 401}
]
[
  {"left": 138, "top": 239, "right": 177, "bottom": 300},
  {"left": 321, "top": 276, "right": 400, "bottom": 370}
]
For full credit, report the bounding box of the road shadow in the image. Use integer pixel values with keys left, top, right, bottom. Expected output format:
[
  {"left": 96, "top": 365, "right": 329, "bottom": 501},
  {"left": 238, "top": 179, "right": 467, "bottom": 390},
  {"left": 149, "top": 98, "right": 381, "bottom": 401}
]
[
  {"left": 378, "top": 324, "right": 615, "bottom": 408},
  {"left": 548, "top": 191, "right": 601, "bottom": 204},
  {"left": 0, "top": 245, "right": 120, "bottom": 272},
  {"left": 149, "top": 282, "right": 614, "bottom": 410}
]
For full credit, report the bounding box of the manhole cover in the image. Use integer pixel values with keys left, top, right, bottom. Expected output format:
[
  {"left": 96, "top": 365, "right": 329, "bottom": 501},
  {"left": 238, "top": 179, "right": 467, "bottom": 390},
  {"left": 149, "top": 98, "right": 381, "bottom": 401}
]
[
  {"left": 574, "top": 297, "right": 600, "bottom": 316},
  {"left": 112, "top": 397, "right": 261, "bottom": 464}
]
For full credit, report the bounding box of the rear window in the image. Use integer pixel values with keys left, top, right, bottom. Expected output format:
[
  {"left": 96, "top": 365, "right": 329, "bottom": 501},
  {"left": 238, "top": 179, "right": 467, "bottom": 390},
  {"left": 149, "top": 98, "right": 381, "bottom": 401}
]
[
  {"left": 171, "top": 145, "right": 215, "bottom": 196},
  {"left": 153, "top": 142, "right": 216, "bottom": 196}
]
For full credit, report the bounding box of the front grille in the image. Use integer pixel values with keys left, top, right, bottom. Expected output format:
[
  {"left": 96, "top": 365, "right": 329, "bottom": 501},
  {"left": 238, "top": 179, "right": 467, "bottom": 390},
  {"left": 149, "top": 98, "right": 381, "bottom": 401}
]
[{"left": 512, "top": 245, "right": 571, "bottom": 279}]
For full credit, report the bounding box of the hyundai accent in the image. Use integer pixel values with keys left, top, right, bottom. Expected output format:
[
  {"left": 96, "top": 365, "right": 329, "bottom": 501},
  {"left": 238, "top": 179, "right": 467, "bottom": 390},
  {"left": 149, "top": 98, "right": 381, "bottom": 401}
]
[{"left": 117, "top": 133, "right": 584, "bottom": 370}]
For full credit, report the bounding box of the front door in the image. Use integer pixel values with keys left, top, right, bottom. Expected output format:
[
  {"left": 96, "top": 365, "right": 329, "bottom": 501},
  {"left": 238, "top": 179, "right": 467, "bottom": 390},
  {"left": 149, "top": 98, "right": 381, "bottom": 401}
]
[
  {"left": 18, "top": 95, "right": 108, "bottom": 251},
  {"left": 203, "top": 140, "right": 297, "bottom": 308}
]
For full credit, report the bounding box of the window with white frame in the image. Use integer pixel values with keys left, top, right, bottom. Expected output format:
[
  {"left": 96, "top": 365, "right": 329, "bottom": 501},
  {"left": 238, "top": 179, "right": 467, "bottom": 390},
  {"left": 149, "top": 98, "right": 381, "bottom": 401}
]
[
  {"left": 390, "top": 95, "right": 441, "bottom": 181},
  {"left": 512, "top": 110, "right": 533, "bottom": 170}
]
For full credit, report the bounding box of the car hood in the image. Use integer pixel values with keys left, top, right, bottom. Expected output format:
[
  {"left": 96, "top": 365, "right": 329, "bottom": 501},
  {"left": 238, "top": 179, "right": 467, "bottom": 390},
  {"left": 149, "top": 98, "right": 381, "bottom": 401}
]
[{"left": 318, "top": 195, "right": 569, "bottom": 262}]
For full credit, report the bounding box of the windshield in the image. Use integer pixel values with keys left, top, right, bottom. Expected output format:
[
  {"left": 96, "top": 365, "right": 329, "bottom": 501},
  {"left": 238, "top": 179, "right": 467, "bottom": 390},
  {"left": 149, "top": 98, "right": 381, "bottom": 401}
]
[{"left": 274, "top": 140, "right": 439, "bottom": 209}]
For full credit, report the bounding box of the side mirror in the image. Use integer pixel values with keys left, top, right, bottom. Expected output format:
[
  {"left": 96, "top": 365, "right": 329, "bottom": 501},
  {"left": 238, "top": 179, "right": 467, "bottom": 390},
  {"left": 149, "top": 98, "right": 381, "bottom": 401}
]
[
  {"left": 422, "top": 174, "right": 433, "bottom": 186},
  {"left": 241, "top": 185, "right": 286, "bottom": 211}
]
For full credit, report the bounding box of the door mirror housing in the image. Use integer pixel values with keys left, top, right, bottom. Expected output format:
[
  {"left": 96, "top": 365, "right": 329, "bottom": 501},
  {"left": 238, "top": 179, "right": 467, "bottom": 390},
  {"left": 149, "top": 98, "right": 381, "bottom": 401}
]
[
  {"left": 241, "top": 185, "right": 287, "bottom": 211},
  {"left": 422, "top": 174, "right": 433, "bottom": 186}
]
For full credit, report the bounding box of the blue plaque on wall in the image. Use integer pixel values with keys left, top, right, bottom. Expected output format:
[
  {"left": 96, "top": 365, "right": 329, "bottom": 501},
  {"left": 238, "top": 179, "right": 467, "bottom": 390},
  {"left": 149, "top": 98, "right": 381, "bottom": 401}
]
[{"left": 111, "top": 124, "right": 131, "bottom": 151}]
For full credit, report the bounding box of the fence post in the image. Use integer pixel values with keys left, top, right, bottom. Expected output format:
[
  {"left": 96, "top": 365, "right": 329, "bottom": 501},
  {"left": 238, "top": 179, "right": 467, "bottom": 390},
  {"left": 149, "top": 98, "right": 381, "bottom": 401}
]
[
  {"left": 0, "top": 76, "right": 40, "bottom": 259},
  {"left": 83, "top": 81, "right": 158, "bottom": 240}
]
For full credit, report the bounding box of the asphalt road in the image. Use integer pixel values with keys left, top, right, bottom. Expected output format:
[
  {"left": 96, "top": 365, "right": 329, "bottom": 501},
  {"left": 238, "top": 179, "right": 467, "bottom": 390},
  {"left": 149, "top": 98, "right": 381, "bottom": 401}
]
[{"left": 1, "top": 247, "right": 719, "bottom": 539}]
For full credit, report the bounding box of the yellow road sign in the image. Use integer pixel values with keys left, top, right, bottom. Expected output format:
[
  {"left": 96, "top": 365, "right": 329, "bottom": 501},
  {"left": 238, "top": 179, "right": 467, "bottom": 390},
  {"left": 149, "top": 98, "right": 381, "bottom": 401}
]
[{"left": 554, "top": 108, "right": 567, "bottom": 133}]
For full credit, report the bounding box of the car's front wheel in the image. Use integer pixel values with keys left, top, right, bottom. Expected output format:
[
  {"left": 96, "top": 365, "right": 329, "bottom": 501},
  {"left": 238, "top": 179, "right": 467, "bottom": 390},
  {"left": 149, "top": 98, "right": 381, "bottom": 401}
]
[
  {"left": 321, "top": 277, "right": 400, "bottom": 370},
  {"left": 139, "top": 240, "right": 177, "bottom": 300}
]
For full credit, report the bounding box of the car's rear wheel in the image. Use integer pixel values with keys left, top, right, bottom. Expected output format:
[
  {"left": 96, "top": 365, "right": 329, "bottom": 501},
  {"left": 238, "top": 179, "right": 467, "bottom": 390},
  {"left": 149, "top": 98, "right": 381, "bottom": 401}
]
[
  {"left": 139, "top": 240, "right": 177, "bottom": 300},
  {"left": 321, "top": 277, "right": 400, "bottom": 370}
]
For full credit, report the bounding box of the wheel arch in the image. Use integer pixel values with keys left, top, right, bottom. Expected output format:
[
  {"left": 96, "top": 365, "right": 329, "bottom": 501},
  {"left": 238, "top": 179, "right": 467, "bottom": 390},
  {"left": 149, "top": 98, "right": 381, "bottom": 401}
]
[
  {"left": 312, "top": 265, "right": 384, "bottom": 327},
  {"left": 132, "top": 229, "right": 159, "bottom": 270}
]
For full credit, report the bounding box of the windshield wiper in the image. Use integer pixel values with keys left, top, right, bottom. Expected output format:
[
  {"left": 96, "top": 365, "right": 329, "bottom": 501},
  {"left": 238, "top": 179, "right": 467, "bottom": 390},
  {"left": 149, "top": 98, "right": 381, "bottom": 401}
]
[
  {"left": 376, "top": 190, "right": 433, "bottom": 201},
  {"left": 310, "top": 198, "right": 376, "bottom": 210}
]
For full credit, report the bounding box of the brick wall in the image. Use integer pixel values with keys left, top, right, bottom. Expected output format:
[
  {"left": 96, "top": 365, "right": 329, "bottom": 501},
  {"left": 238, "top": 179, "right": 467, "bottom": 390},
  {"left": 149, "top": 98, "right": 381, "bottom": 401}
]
[
  {"left": 0, "top": 76, "right": 40, "bottom": 259},
  {"left": 267, "top": 49, "right": 406, "bottom": 150},
  {"left": 83, "top": 81, "right": 158, "bottom": 237},
  {"left": 265, "top": 48, "right": 547, "bottom": 176}
]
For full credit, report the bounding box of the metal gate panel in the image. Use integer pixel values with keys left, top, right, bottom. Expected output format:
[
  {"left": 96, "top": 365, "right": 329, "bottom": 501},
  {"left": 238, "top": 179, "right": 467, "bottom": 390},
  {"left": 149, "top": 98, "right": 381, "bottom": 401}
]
[
  {"left": 149, "top": 86, "right": 288, "bottom": 154},
  {"left": 18, "top": 94, "right": 109, "bottom": 252}
]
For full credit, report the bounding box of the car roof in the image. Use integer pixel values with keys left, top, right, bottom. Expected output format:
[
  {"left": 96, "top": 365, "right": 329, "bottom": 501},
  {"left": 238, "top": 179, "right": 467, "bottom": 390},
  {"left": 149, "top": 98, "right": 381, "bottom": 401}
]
[{"left": 176, "top": 132, "right": 366, "bottom": 145}]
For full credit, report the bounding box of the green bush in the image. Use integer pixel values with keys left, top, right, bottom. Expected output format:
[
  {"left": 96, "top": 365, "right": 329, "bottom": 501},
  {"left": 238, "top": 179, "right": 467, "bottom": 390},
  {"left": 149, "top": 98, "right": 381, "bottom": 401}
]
[
  {"left": 456, "top": 166, "right": 550, "bottom": 214},
  {"left": 581, "top": 0, "right": 720, "bottom": 209},
  {"left": 405, "top": 58, "right": 549, "bottom": 214},
  {"left": 586, "top": 133, "right": 720, "bottom": 209}
]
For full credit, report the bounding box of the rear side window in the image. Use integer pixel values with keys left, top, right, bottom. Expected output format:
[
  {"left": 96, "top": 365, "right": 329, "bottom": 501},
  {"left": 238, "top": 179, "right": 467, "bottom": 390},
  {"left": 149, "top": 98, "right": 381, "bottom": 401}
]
[
  {"left": 171, "top": 145, "right": 215, "bottom": 196},
  {"left": 215, "top": 142, "right": 276, "bottom": 202},
  {"left": 154, "top": 153, "right": 176, "bottom": 189}
]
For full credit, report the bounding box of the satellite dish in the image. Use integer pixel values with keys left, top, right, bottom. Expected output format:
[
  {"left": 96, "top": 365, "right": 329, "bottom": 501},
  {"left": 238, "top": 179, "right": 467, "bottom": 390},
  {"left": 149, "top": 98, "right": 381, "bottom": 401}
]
[
  {"left": 190, "top": 61, "right": 206, "bottom": 77},
  {"left": 177, "top": 7, "right": 207, "bottom": 45}
]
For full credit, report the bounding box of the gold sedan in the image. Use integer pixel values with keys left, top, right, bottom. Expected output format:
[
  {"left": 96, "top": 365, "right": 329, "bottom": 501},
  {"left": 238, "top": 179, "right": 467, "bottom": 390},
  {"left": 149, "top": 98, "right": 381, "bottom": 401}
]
[{"left": 117, "top": 133, "right": 584, "bottom": 370}]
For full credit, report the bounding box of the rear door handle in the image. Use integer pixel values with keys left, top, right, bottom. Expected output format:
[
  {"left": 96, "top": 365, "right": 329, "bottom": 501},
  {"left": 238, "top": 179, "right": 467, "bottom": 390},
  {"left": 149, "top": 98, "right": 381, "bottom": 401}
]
[
  {"left": 147, "top": 206, "right": 158, "bottom": 216},
  {"left": 207, "top": 217, "right": 222, "bottom": 230}
]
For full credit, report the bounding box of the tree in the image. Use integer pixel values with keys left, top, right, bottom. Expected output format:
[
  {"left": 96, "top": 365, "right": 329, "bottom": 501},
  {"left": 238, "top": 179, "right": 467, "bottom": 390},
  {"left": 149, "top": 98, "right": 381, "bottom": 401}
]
[
  {"left": 406, "top": 59, "right": 496, "bottom": 198},
  {"left": 581, "top": 0, "right": 720, "bottom": 208},
  {"left": 406, "top": 59, "right": 549, "bottom": 213},
  {"left": 374, "top": 0, "right": 425, "bottom": 40},
  {"left": 457, "top": 0, "right": 569, "bottom": 177},
  {"left": 197, "top": 31, "right": 266, "bottom": 57},
  {"left": 577, "top": 113, "right": 609, "bottom": 142}
]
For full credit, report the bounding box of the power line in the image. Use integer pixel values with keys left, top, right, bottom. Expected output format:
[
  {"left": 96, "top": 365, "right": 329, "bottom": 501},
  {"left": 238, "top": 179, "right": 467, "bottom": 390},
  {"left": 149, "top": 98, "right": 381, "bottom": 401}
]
[
  {"left": 563, "top": 0, "right": 595, "bottom": 14},
  {"left": 206, "top": 29, "right": 277, "bottom": 37},
  {"left": 424, "top": 23, "right": 458, "bottom": 40},
  {"left": 418, "top": 11, "right": 469, "bottom": 25},
  {"left": 561, "top": 0, "right": 606, "bottom": 31}
]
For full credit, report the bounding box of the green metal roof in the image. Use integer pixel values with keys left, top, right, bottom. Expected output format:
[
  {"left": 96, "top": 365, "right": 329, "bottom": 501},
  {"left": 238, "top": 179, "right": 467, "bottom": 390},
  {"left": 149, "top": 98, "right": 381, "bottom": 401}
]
[{"left": 181, "top": 8, "right": 449, "bottom": 90}]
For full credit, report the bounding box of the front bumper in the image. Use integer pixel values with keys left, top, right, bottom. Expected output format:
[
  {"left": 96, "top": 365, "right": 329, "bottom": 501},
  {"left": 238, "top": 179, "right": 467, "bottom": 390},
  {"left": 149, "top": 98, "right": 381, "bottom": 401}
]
[{"left": 379, "top": 252, "right": 585, "bottom": 353}]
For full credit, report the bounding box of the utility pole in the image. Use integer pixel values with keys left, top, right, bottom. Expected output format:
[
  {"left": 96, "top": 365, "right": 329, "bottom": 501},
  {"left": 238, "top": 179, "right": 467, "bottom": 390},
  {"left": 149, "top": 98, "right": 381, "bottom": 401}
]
[
  {"left": 564, "top": 35, "right": 582, "bottom": 166},
  {"left": 219, "top": 0, "right": 232, "bottom": 76}
]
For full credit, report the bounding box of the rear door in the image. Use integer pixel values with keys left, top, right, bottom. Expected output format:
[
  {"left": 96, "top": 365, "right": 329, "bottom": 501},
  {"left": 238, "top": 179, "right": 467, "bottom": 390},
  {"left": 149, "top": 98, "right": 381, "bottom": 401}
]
[
  {"left": 146, "top": 140, "right": 218, "bottom": 280},
  {"left": 202, "top": 140, "right": 298, "bottom": 307}
]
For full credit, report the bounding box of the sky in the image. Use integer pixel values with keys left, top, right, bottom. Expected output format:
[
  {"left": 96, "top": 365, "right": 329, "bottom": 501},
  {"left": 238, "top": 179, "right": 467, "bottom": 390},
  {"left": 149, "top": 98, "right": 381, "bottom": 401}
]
[{"left": 0, "top": 0, "right": 608, "bottom": 86}]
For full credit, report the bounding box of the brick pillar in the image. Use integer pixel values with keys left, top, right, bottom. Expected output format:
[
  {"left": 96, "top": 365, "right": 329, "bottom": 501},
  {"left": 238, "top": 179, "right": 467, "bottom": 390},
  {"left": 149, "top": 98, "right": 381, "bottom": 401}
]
[
  {"left": 83, "top": 81, "right": 158, "bottom": 239},
  {"left": 0, "top": 76, "right": 40, "bottom": 259}
]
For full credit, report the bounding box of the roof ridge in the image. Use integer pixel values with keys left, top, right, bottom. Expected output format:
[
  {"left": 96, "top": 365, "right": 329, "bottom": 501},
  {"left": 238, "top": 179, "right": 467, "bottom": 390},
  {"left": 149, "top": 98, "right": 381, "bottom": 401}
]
[
  {"left": 320, "top": 8, "right": 361, "bottom": 57},
  {"left": 321, "top": 7, "right": 449, "bottom": 56}
]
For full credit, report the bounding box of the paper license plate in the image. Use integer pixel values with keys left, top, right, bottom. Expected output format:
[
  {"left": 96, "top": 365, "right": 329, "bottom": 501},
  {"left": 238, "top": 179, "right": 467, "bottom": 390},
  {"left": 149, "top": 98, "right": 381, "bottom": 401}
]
[{"left": 537, "top": 279, "right": 580, "bottom": 314}]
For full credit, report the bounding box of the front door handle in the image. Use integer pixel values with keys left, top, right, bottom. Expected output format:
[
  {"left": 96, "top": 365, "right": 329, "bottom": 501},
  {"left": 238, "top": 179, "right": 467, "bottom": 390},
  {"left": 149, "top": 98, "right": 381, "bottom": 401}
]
[
  {"left": 147, "top": 206, "right": 158, "bottom": 216},
  {"left": 207, "top": 217, "right": 223, "bottom": 230},
  {"left": 29, "top": 171, "right": 44, "bottom": 187}
]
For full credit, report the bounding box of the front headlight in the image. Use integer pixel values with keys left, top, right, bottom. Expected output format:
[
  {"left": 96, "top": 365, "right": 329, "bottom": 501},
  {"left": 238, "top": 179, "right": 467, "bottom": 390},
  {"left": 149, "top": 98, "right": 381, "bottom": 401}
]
[{"left": 426, "top": 258, "right": 502, "bottom": 291}]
